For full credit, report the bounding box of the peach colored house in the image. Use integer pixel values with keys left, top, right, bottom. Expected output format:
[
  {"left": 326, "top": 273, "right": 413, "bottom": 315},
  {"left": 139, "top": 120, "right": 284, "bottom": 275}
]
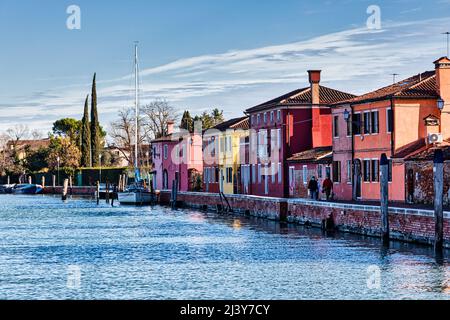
[{"left": 332, "top": 57, "right": 450, "bottom": 202}]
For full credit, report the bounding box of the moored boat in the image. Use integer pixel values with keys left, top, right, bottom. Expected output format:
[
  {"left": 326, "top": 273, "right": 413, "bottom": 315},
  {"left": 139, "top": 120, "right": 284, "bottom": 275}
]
[
  {"left": 11, "top": 184, "right": 43, "bottom": 195},
  {"left": 118, "top": 185, "right": 155, "bottom": 205}
]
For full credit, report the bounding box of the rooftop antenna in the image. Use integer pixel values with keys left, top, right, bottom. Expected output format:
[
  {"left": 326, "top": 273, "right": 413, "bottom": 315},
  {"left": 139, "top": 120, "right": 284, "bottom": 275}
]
[
  {"left": 391, "top": 73, "right": 399, "bottom": 84},
  {"left": 443, "top": 32, "right": 450, "bottom": 57}
]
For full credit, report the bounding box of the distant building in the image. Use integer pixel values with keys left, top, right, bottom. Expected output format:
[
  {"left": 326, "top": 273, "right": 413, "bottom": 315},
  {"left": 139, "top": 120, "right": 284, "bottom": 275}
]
[{"left": 6, "top": 139, "right": 50, "bottom": 160}]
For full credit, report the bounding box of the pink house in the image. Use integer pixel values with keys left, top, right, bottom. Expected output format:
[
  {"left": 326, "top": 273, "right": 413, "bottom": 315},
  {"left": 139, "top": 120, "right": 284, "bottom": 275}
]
[{"left": 151, "top": 122, "right": 203, "bottom": 192}]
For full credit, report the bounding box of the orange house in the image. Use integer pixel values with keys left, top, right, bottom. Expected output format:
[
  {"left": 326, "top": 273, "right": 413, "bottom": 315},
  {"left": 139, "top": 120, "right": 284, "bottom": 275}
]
[{"left": 333, "top": 57, "right": 450, "bottom": 202}]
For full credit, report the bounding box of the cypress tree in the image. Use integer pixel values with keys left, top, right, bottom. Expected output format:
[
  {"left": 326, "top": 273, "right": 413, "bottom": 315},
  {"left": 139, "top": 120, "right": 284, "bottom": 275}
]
[
  {"left": 180, "top": 110, "right": 193, "bottom": 132},
  {"left": 81, "top": 94, "right": 91, "bottom": 167},
  {"left": 90, "top": 73, "right": 100, "bottom": 167}
]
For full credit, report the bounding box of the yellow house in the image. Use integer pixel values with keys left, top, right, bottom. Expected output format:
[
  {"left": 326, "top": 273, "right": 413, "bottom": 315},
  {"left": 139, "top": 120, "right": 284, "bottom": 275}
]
[{"left": 213, "top": 117, "right": 249, "bottom": 195}]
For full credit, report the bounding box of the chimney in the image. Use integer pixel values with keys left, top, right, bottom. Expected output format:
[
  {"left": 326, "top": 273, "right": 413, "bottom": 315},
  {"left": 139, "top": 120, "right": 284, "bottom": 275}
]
[
  {"left": 308, "top": 70, "right": 321, "bottom": 105},
  {"left": 167, "top": 121, "right": 175, "bottom": 135},
  {"left": 434, "top": 57, "right": 450, "bottom": 138}
]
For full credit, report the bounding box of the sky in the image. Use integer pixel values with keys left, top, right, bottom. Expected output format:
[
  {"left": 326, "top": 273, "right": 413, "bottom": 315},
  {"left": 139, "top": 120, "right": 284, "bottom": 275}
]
[{"left": 0, "top": 0, "right": 450, "bottom": 135}]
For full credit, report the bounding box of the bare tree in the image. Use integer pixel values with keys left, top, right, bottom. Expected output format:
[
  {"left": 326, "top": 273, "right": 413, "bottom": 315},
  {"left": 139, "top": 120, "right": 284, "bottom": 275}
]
[
  {"left": 31, "top": 130, "right": 44, "bottom": 140},
  {"left": 141, "top": 99, "right": 178, "bottom": 140},
  {"left": 109, "top": 107, "right": 148, "bottom": 166},
  {"left": 6, "top": 124, "right": 30, "bottom": 149}
]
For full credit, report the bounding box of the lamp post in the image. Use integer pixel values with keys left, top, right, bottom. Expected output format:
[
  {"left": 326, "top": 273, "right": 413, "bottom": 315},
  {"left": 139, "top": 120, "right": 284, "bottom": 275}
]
[
  {"left": 57, "top": 156, "right": 60, "bottom": 186},
  {"left": 99, "top": 154, "right": 103, "bottom": 184},
  {"left": 437, "top": 97, "right": 445, "bottom": 112}
]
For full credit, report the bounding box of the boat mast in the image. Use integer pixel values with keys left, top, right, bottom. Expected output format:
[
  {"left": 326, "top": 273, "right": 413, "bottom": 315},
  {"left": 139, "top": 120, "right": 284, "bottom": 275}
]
[{"left": 134, "top": 42, "right": 139, "bottom": 170}]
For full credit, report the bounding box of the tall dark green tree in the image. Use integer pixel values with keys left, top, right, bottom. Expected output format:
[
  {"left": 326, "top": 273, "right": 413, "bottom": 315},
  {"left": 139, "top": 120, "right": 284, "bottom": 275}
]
[
  {"left": 90, "top": 73, "right": 101, "bottom": 167},
  {"left": 81, "top": 94, "right": 91, "bottom": 167},
  {"left": 180, "top": 110, "right": 194, "bottom": 132}
]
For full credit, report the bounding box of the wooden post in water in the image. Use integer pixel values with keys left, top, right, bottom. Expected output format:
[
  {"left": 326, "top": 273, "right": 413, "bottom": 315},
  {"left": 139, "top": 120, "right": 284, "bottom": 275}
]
[
  {"left": 96, "top": 181, "right": 100, "bottom": 205},
  {"left": 62, "top": 179, "right": 69, "bottom": 201},
  {"left": 105, "top": 180, "right": 110, "bottom": 204},
  {"left": 52, "top": 175, "right": 56, "bottom": 193},
  {"left": 41, "top": 176, "right": 45, "bottom": 189},
  {"left": 28, "top": 176, "right": 32, "bottom": 185},
  {"left": 7, "top": 176, "right": 10, "bottom": 185},
  {"left": 380, "top": 153, "right": 390, "bottom": 244},
  {"left": 69, "top": 176, "right": 73, "bottom": 196},
  {"left": 434, "top": 149, "right": 444, "bottom": 252},
  {"left": 118, "top": 175, "right": 123, "bottom": 192}
]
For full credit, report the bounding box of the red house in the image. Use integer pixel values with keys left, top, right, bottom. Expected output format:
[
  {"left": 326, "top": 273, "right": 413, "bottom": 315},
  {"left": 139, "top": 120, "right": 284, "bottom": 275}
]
[{"left": 245, "top": 70, "right": 355, "bottom": 198}]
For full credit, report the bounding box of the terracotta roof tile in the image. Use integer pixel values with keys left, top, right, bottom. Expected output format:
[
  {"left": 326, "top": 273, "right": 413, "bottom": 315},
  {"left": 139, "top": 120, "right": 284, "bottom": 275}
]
[
  {"left": 339, "top": 71, "right": 438, "bottom": 105},
  {"left": 212, "top": 117, "right": 249, "bottom": 131},
  {"left": 403, "top": 139, "right": 450, "bottom": 161},
  {"left": 246, "top": 86, "right": 356, "bottom": 113},
  {"left": 287, "top": 146, "right": 333, "bottom": 163}
]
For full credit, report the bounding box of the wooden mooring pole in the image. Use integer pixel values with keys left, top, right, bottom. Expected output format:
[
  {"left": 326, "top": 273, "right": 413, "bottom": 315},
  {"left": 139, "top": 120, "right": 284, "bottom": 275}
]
[
  {"left": 105, "top": 180, "right": 110, "bottom": 204},
  {"left": 41, "top": 176, "right": 45, "bottom": 190},
  {"left": 434, "top": 149, "right": 444, "bottom": 252},
  {"left": 380, "top": 153, "right": 390, "bottom": 245},
  {"left": 96, "top": 181, "right": 100, "bottom": 205},
  {"left": 28, "top": 176, "right": 32, "bottom": 185},
  {"left": 62, "top": 179, "right": 69, "bottom": 201},
  {"left": 7, "top": 176, "right": 10, "bottom": 185}
]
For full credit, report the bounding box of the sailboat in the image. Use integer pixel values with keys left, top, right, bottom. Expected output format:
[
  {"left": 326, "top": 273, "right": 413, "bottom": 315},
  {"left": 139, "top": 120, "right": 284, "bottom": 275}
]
[{"left": 118, "top": 43, "right": 154, "bottom": 205}]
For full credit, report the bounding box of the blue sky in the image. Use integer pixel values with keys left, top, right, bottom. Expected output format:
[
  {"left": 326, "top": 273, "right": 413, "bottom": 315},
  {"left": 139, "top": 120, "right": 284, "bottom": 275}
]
[{"left": 1, "top": 0, "right": 450, "bottom": 133}]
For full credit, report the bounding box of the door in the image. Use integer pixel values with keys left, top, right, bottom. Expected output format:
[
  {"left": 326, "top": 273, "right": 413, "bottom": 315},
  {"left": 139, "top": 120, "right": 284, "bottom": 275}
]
[
  {"left": 407, "top": 169, "right": 415, "bottom": 203},
  {"left": 163, "top": 170, "right": 168, "bottom": 190},
  {"left": 353, "top": 159, "right": 362, "bottom": 199},
  {"left": 219, "top": 169, "right": 224, "bottom": 193},
  {"left": 264, "top": 174, "right": 269, "bottom": 195}
]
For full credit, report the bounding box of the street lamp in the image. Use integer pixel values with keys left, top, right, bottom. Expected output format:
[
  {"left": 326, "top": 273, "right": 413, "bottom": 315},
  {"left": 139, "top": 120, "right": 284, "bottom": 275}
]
[
  {"left": 56, "top": 156, "right": 60, "bottom": 186},
  {"left": 343, "top": 109, "right": 351, "bottom": 122},
  {"left": 99, "top": 154, "right": 103, "bottom": 184},
  {"left": 437, "top": 97, "right": 445, "bottom": 112}
]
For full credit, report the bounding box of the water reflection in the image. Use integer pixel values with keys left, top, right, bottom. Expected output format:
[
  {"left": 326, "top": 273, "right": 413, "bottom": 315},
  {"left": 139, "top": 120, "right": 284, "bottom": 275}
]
[{"left": 0, "top": 195, "right": 448, "bottom": 300}]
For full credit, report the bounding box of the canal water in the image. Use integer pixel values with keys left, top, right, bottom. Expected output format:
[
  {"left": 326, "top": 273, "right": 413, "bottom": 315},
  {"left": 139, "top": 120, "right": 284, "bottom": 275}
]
[{"left": 0, "top": 195, "right": 448, "bottom": 300}]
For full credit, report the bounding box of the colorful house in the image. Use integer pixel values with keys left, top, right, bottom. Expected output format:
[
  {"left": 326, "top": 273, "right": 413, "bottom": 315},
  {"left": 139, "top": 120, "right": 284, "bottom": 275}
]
[
  {"left": 332, "top": 57, "right": 450, "bottom": 202},
  {"left": 203, "top": 117, "right": 249, "bottom": 195},
  {"left": 151, "top": 122, "right": 203, "bottom": 192},
  {"left": 245, "top": 70, "right": 355, "bottom": 198}
]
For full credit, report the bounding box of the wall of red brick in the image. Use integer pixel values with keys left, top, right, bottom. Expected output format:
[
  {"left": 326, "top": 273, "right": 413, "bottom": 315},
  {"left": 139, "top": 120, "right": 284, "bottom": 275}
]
[
  {"left": 160, "top": 190, "right": 450, "bottom": 247},
  {"left": 405, "top": 161, "right": 450, "bottom": 206}
]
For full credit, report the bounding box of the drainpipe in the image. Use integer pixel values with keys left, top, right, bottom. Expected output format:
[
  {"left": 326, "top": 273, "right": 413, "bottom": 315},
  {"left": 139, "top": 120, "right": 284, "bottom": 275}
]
[
  {"left": 350, "top": 104, "right": 356, "bottom": 201},
  {"left": 390, "top": 98, "right": 395, "bottom": 157}
]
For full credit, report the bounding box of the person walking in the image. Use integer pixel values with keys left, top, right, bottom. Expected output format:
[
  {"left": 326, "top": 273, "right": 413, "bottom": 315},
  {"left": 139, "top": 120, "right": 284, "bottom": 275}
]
[
  {"left": 308, "top": 176, "right": 319, "bottom": 200},
  {"left": 322, "top": 175, "right": 333, "bottom": 201}
]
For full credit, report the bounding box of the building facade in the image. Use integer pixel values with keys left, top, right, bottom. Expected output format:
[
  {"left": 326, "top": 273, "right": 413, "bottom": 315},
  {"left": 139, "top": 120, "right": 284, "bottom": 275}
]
[{"left": 245, "top": 70, "right": 355, "bottom": 198}]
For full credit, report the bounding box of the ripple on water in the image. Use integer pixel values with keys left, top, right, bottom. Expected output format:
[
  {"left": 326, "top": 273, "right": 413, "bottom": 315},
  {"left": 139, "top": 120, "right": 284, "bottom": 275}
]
[{"left": 0, "top": 195, "right": 448, "bottom": 300}]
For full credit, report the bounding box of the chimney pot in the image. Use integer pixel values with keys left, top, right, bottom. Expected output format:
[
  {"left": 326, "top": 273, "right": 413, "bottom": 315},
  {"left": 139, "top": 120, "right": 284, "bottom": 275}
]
[
  {"left": 308, "top": 70, "right": 321, "bottom": 105},
  {"left": 167, "top": 121, "right": 175, "bottom": 135},
  {"left": 308, "top": 70, "right": 322, "bottom": 84}
]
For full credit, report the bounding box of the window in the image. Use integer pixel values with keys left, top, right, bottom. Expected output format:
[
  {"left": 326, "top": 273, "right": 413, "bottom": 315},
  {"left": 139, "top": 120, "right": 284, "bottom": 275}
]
[
  {"left": 387, "top": 109, "right": 393, "bottom": 133},
  {"left": 263, "top": 113, "right": 267, "bottom": 123},
  {"left": 371, "top": 160, "right": 379, "bottom": 182},
  {"left": 326, "top": 166, "right": 331, "bottom": 179},
  {"left": 363, "top": 160, "right": 371, "bottom": 182},
  {"left": 258, "top": 164, "right": 262, "bottom": 183},
  {"left": 371, "top": 111, "right": 379, "bottom": 134},
  {"left": 257, "top": 114, "right": 261, "bottom": 124},
  {"left": 332, "top": 161, "right": 341, "bottom": 183},
  {"left": 251, "top": 115, "right": 255, "bottom": 126},
  {"left": 277, "top": 129, "right": 282, "bottom": 149},
  {"left": 289, "top": 167, "right": 295, "bottom": 186},
  {"left": 226, "top": 167, "right": 233, "bottom": 183},
  {"left": 363, "top": 112, "right": 371, "bottom": 134},
  {"left": 318, "top": 164, "right": 323, "bottom": 179},
  {"left": 388, "top": 160, "right": 393, "bottom": 182},
  {"left": 347, "top": 160, "right": 352, "bottom": 182},
  {"left": 333, "top": 116, "right": 339, "bottom": 138},
  {"left": 303, "top": 165, "right": 308, "bottom": 185},
  {"left": 353, "top": 113, "right": 362, "bottom": 135},
  {"left": 163, "top": 145, "right": 168, "bottom": 159},
  {"left": 271, "top": 163, "right": 276, "bottom": 183},
  {"left": 346, "top": 115, "right": 352, "bottom": 136},
  {"left": 270, "top": 111, "right": 274, "bottom": 123},
  {"left": 215, "top": 167, "right": 220, "bottom": 183},
  {"left": 277, "top": 110, "right": 281, "bottom": 121},
  {"left": 278, "top": 163, "right": 282, "bottom": 184},
  {"left": 252, "top": 165, "right": 256, "bottom": 184}
]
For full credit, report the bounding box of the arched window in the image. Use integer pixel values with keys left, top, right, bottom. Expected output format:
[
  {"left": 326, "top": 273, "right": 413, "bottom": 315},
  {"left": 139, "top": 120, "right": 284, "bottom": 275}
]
[{"left": 163, "top": 170, "right": 169, "bottom": 190}]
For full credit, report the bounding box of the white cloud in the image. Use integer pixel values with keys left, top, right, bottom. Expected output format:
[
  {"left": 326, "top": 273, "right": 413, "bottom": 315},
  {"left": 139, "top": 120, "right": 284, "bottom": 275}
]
[{"left": 1, "top": 16, "right": 450, "bottom": 133}]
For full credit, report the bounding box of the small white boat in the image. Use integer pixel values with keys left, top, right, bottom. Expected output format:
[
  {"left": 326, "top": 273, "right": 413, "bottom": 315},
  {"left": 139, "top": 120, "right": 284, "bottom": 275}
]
[{"left": 118, "top": 186, "right": 154, "bottom": 205}]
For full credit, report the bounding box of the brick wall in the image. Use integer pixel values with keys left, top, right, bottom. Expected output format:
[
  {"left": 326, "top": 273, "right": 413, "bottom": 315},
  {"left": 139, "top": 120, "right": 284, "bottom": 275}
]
[
  {"left": 161, "top": 191, "right": 450, "bottom": 247},
  {"left": 405, "top": 161, "right": 450, "bottom": 205}
]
